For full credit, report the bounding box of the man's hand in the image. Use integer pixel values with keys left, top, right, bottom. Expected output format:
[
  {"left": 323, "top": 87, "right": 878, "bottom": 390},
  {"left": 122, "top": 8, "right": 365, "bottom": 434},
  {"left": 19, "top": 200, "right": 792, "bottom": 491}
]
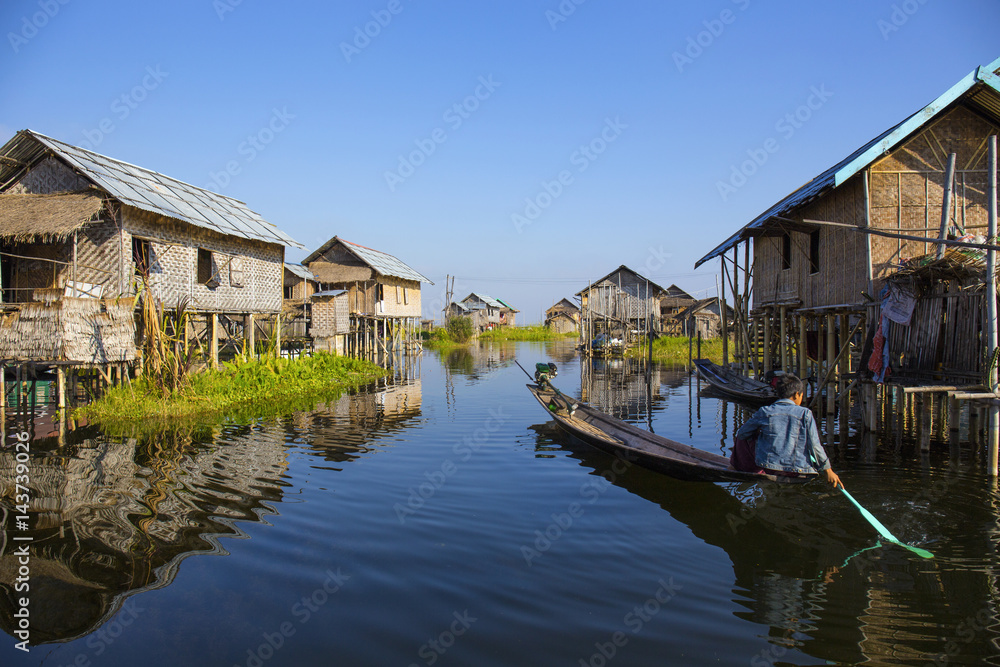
[{"left": 825, "top": 468, "right": 844, "bottom": 489}]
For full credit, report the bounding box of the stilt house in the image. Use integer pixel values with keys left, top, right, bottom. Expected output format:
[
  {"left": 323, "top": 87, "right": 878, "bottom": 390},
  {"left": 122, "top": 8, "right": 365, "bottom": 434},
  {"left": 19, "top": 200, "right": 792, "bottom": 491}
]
[
  {"left": 577, "top": 265, "right": 667, "bottom": 345},
  {"left": 545, "top": 298, "right": 580, "bottom": 334},
  {"left": 659, "top": 285, "right": 697, "bottom": 334},
  {"left": 460, "top": 293, "right": 518, "bottom": 330},
  {"left": 0, "top": 130, "right": 302, "bottom": 367},
  {"left": 694, "top": 56, "right": 1000, "bottom": 424},
  {"left": 302, "top": 236, "right": 432, "bottom": 355}
]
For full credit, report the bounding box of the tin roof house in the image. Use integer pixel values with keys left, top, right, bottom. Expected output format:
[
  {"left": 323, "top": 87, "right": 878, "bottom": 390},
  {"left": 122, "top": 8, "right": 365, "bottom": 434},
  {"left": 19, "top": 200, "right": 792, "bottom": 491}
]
[
  {"left": 0, "top": 130, "right": 301, "bottom": 366},
  {"left": 302, "top": 236, "right": 432, "bottom": 355}
]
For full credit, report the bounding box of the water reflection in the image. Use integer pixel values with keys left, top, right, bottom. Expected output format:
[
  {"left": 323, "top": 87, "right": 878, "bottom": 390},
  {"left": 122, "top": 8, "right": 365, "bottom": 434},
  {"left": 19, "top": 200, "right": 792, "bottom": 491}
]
[{"left": 0, "top": 376, "right": 423, "bottom": 646}]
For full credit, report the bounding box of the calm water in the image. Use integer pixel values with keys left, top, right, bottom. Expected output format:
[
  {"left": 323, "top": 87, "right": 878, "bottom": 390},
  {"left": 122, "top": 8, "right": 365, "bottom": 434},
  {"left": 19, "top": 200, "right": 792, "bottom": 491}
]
[{"left": 2, "top": 341, "right": 1000, "bottom": 666}]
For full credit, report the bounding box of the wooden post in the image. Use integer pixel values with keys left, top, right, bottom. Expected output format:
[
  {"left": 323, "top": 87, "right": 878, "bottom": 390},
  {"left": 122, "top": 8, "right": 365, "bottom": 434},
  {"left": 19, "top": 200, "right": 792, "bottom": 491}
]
[
  {"left": 246, "top": 313, "right": 255, "bottom": 358},
  {"left": 57, "top": 367, "right": 66, "bottom": 411},
  {"left": 779, "top": 305, "right": 788, "bottom": 371},
  {"left": 763, "top": 311, "right": 772, "bottom": 372},
  {"left": 798, "top": 314, "right": 807, "bottom": 379},
  {"left": 825, "top": 313, "right": 836, "bottom": 415},
  {"left": 937, "top": 152, "right": 957, "bottom": 260},
  {"left": 210, "top": 313, "right": 219, "bottom": 369},
  {"left": 275, "top": 313, "right": 282, "bottom": 358},
  {"left": 920, "top": 395, "right": 932, "bottom": 452},
  {"left": 987, "top": 136, "right": 998, "bottom": 475},
  {"left": 720, "top": 257, "right": 729, "bottom": 367}
]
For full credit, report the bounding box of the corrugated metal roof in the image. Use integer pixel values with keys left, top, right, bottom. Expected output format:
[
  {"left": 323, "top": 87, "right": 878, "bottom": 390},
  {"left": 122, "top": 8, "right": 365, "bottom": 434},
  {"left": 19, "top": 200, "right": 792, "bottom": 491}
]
[
  {"left": 303, "top": 236, "right": 433, "bottom": 284},
  {"left": 573, "top": 265, "right": 669, "bottom": 297},
  {"left": 0, "top": 130, "right": 302, "bottom": 249},
  {"left": 463, "top": 293, "right": 503, "bottom": 309},
  {"left": 694, "top": 57, "right": 1000, "bottom": 269},
  {"left": 283, "top": 262, "right": 316, "bottom": 281}
]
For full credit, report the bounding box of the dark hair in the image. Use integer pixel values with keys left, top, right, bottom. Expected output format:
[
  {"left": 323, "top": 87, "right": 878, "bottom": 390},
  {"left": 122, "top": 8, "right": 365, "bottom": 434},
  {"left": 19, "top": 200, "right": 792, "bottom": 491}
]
[{"left": 775, "top": 373, "right": 805, "bottom": 399}]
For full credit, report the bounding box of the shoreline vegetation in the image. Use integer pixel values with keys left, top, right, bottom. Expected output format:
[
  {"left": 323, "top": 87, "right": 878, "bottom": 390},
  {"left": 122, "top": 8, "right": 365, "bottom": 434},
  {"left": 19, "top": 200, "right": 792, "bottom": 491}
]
[
  {"left": 77, "top": 353, "right": 387, "bottom": 431},
  {"left": 626, "top": 336, "right": 726, "bottom": 364},
  {"left": 422, "top": 322, "right": 579, "bottom": 348}
]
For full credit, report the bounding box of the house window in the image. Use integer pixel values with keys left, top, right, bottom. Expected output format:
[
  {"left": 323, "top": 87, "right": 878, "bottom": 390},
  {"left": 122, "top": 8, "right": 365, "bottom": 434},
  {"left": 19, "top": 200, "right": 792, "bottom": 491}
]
[
  {"left": 781, "top": 233, "right": 791, "bottom": 271},
  {"left": 396, "top": 285, "right": 402, "bottom": 304},
  {"left": 403, "top": 287, "right": 409, "bottom": 305},
  {"left": 197, "top": 248, "right": 216, "bottom": 285},
  {"left": 284, "top": 284, "right": 294, "bottom": 299},
  {"left": 133, "top": 237, "right": 151, "bottom": 278},
  {"left": 809, "top": 230, "right": 820, "bottom": 274}
]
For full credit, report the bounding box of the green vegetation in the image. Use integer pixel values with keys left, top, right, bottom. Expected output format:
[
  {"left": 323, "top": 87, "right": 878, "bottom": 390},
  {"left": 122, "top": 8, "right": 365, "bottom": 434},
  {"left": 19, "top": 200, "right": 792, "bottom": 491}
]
[
  {"left": 478, "top": 325, "right": 578, "bottom": 342},
  {"left": 446, "top": 316, "right": 474, "bottom": 343},
  {"left": 627, "top": 335, "right": 727, "bottom": 364},
  {"left": 77, "top": 353, "right": 386, "bottom": 432},
  {"left": 421, "top": 327, "right": 466, "bottom": 349}
]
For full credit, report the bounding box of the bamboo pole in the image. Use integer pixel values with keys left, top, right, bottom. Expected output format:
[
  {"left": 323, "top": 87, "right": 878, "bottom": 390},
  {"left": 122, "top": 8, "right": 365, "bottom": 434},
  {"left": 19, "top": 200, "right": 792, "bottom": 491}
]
[
  {"left": 210, "top": 313, "right": 219, "bottom": 369},
  {"left": 987, "top": 135, "right": 998, "bottom": 475},
  {"left": 779, "top": 305, "right": 788, "bottom": 371},
  {"left": 937, "top": 152, "right": 957, "bottom": 260},
  {"left": 825, "top": 313, "right": 836, "bottom": 415},
  {"left": 803, "top": 218, "right": 1000, "bottom": 252},
  {"left": 720, "top": 257, "right": 728, "bottom": 367},
  {"left": 798, "top": 314, "right": 807, "bottom": 379},
  {"left": 763, "top": 312, "right": 771, "bottom": 372}
]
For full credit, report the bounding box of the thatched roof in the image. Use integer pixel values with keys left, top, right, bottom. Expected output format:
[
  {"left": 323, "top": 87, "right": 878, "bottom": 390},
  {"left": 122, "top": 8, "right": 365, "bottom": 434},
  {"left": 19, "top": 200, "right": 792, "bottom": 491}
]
[{"left": 0, "top": 191, "right": 104, "bottom": 242}]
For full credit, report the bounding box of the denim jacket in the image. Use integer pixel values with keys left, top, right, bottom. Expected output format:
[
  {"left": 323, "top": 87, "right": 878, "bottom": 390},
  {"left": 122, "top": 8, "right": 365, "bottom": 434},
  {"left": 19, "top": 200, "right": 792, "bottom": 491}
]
[{"left": 735, "top": 399, "right": 830, "bottom": 474}]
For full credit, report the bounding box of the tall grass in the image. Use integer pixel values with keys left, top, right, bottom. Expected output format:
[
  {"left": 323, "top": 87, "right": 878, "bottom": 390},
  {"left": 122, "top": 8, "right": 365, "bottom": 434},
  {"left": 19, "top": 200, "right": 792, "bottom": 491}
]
[
  {"left": 78, "top": 352, "right": 386, "bottom": 431},
  {"left": 628, "top": 336, "right": 727, "bottom": 363},
  {"left": 478, "top": 325, "right": 578, "bottom": 342}
]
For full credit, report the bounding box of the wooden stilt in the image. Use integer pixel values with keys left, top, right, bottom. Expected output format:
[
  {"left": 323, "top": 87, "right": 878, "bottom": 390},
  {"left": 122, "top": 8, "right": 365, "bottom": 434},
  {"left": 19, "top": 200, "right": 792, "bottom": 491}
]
[
  {"left": 210, "top": 313, "right": 219, "bottom": 369},
  {"left": 825, "top": 313, "right": 836, "bottom": 415},
  {"left": 763, "top": 311, "right": 771, "bottom": 372},
  {"left": 779, "top": 306, "right": 788, "bottom": 372},
  {"left": 798, "top": 314, "right": 807, "bottom": 380},
  {"left": 57, "top": 367, "right": 66, "bottom": 411},
  {"left": 246, "top": 313, "right": 256, "bottom": 358},
  {"left": 919, "top": 395, "right": 932, "bottom": 452}
]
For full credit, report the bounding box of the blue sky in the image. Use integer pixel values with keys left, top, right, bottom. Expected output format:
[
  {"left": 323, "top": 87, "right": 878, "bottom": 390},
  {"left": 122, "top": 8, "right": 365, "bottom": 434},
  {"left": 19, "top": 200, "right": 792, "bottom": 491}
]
[{"left": 2, "top": 0, "right": 997, "bottom": 322}]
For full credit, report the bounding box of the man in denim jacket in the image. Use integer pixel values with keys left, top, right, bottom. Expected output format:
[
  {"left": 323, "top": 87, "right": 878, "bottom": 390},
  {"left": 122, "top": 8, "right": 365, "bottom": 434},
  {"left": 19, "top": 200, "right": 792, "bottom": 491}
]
[{"left": 734, "top": 374, "right": 843, "bottom": 488}]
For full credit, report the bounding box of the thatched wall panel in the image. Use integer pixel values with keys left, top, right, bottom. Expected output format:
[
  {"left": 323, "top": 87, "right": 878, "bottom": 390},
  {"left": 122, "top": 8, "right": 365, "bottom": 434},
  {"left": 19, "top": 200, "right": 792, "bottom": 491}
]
[
  {"left": 310, "top": 262, "right": 372, "bottom": 283},
  {"left": 0, "top": 297, "right": 136, "bottom": 363}
]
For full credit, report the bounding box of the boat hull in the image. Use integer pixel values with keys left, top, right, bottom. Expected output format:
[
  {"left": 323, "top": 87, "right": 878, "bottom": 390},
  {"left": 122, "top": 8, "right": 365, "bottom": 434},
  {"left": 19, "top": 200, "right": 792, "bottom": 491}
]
[{"left": 527, "top": 384, "right": 811, "bottom": 484}]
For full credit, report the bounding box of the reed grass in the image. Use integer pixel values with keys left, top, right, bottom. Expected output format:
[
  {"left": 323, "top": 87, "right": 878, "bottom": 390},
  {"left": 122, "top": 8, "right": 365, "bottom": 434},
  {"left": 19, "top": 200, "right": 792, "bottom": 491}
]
[
  {"left": 77, "top": 352, "right": 387, "bottom": 430},
  {"left": 478, "top": 325, "right": 578, "bottom": 342},
  {"left": 627, "top": 336, "right": 726, "bottom": 363}
]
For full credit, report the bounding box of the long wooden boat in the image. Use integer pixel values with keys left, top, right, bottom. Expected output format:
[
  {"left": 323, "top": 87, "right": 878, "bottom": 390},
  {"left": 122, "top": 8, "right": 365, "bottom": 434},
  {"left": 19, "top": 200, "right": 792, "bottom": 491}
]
[
  {"left": 693, "top": 358, "right": 777, "bottom": 405},
  {"left": 527, "top": 383, "right": 811, "bottom": 484}
]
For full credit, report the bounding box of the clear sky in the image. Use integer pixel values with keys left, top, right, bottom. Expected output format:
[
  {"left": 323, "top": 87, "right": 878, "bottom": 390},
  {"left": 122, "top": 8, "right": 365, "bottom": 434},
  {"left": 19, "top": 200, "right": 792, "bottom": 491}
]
[{"left": 2, "top": 0, "right": 997, "bottom": 322}]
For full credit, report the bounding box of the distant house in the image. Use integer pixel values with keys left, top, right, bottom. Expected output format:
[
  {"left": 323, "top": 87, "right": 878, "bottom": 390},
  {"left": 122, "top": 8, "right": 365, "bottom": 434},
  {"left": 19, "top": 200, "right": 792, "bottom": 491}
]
[
  {"left": 545, "top": 298, "right": 580, "bottom": 334},
  {"left": 283, "top": 263, "right": 317, "bottom": 302},
  {"left": 576, "top": 265, "right": 667, "bottom": 345},
  {"left": 0, "top": 129, "right": 301, "bottom": 365},
  {"left": 659, "top": 285, "right": 696, "bottom": 335},
  {"left": 460, "top": 293, "right": 518, "bottom": 330},
  {"left": 302, "top": 236, "right": 432, "bottom": 354},
  {"left": 672, "top": 297, "right": 733, "bottom": 339}
]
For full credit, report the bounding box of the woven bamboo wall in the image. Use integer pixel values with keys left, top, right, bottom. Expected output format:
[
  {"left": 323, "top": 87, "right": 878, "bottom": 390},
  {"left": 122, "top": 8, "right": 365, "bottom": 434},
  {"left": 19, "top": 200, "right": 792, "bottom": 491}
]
[
  {"left": 7, "top": 156, "right": 90, "bottom": 195},
  {"left": 870, "top": 105, "right": 1000, "bottom": 280},
  {"left": 123, "top": 208, "right": 283, "bottom": 314},
  {"left": 378, "top": 275, "right": 422, "bottom": 318},
  {"left": 754, "top": 175, "right": 868, "bottom": 308},
  {"left": 311, "top": 292, "right": 350, "bottom": 337},
  {"left": 0, "top": 296, "right": 136, "bottom": 363}
]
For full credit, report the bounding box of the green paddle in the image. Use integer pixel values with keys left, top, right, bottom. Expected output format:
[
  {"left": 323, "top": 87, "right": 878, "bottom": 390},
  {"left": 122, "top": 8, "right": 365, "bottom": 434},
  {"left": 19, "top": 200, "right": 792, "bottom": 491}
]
[{"left": 840, "top": 487, "right": 934, "bottom": 559}]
